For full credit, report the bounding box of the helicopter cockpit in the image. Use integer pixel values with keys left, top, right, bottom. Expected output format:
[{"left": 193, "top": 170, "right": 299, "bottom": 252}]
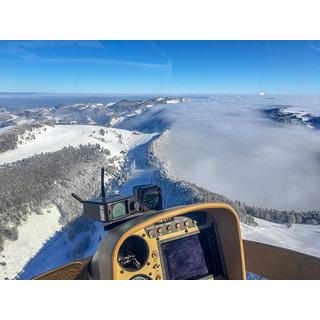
[
  {"left": 91, "top": 201, "right": 244, "bottom": 280},
  {"left": 33, "top": 168, "right": 320, "bottom": 280}
]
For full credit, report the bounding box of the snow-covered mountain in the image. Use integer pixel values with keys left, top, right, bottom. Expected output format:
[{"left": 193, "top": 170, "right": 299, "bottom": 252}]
[
  {"left": 264, "top": 106, "right": 320, "bottom": 129},
  {"left": 0, "top": 108, "right": 18, "bottom": 127},
  {"left": 0, "top": 96, "right": 186, "bottom": 128}
]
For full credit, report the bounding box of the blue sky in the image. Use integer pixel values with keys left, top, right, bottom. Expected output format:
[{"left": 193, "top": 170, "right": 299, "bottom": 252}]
[{"left": 0, "top": 40, "right": 320, "bottom": 94}]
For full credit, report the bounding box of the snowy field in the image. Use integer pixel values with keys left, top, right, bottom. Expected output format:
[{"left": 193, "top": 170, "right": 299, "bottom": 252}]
[
  {"left": 0, "top": 205, "right": 62, "bottom": 279},
  {"left": 241, "top": 218, "right": 320, "bottom": 257},
  {"left": 0, "top": 124, "right": 157, "bottom": 165}
]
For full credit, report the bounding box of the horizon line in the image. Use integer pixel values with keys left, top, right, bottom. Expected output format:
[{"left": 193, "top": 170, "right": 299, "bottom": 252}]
[{"left": 0, "top": 91, "right": 319, "bottom": 96}]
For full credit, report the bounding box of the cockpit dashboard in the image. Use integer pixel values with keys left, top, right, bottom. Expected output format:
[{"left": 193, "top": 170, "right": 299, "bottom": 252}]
[{"left": 90, "top": 203, "right": 246, "bottom": 280}]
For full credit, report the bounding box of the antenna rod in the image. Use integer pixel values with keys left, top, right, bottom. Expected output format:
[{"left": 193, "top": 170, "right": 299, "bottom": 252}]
[
  {"left": 71, "top": 193, "right": 84, "bottom": 203},
  {"left": 101, "top": 167, "right": 106, "bottom": 198}
]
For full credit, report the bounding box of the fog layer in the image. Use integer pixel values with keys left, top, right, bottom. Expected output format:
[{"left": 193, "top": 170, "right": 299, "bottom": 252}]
[{"left": 155, "top": 95, "right": 320, "bottom": 211}]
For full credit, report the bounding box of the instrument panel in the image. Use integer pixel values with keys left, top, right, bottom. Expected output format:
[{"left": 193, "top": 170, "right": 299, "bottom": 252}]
[
  {"left": 114, "top": 213, "right": 226, "bottom": 280},
  {"left": 89, "top": 202, "right": 246, "bottom": 280}
]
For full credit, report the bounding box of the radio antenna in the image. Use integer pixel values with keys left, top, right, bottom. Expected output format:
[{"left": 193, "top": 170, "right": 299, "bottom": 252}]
[
  {"left": 71, "top": 193, "right": 84, "bottom": 203},
  {"left": 101, "top": 167, "right": 106, "bottom": 198}
]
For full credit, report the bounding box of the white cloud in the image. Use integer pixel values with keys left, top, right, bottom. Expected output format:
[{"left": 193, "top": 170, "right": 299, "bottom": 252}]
[{"left": 155, "top": 95, "right": 320, "bottom": 211}]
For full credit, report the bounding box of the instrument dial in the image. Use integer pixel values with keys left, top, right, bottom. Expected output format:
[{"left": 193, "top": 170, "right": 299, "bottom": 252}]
[
  {"left": 112, "top": 202, "right": 127, "bottom": 219},
  {"left": 118, "top": 235, "right": 149, "bottom": 271},
  {"left": 142, "top": 190, "right": 161, "bottom": 210}
]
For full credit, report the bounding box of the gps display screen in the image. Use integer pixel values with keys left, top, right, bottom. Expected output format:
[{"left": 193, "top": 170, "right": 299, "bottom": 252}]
[{"left": 160, "top": 227, "right": 224, "bottom": 280}]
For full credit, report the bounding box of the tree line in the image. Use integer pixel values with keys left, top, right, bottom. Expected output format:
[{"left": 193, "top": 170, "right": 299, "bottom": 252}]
[{"left": 0, "top": 123, "right": 44, "bottom": 154}]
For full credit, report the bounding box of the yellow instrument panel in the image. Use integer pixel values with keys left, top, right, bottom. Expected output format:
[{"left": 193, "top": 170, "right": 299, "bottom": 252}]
[
  {"left": 114, "top": 216, "right": 203, "bottom": 280},
  {"left": 89, "top": 202, "right": 246, "bottom": 280}
]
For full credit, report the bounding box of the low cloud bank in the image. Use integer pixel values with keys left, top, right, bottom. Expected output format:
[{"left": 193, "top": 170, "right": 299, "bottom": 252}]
[{"left": 155, "top": 95, "right": 320, "bottom": 211}]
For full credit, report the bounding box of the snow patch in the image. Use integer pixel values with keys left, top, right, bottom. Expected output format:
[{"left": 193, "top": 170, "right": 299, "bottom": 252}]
[
  {"left": 0, "top": 205, "right": 62, "bottom": 279},
  {"left": 241, "top": 217, "right": 320, "bottom": 257},
  {"left": 166, "top": 99, "right": 180, "bottom": 104}
]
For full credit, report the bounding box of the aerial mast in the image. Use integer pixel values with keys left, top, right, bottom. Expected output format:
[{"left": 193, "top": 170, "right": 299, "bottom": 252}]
[{"left": 101, "top": 167, "right": 106, "bottom": 198}]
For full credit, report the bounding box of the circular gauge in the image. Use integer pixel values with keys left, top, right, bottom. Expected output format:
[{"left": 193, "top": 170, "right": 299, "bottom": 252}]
[
  {"left": 142, "top": 190, "right": 161, "bottom": 210},
  {"left": 133, "top": 201, "right": 140, "bottom": 210},
  {"left": 130, "top": 201, "right": 140, "bottom": 211},
  {"left": 112, "top": 202, "right": 127, "bottom": 219},
  {"left": 118, "top": 235, "right": 149, "bottom": 271},
  {"left": 130, "top": 274, "right": 151, "bottom": 280}
]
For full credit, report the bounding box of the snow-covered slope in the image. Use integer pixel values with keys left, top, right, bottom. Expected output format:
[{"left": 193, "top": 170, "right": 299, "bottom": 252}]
[
  {"left": 0, "top": 108, "right": 17, "bottom": 127},
  {"left": 241, "top": 217, "right": 320, "bottom": 257},
  {"left": 16, "top": 218, "right": 105, "bottom": 280},
  {"left": 0, "top": 124, "right": 156, "bottom": 165},
  {"left": 263, "top": 106, "right": 320, "bottom": 129},
  {"left": 0, "top": 205, "right": 62, "bottom": 279}
]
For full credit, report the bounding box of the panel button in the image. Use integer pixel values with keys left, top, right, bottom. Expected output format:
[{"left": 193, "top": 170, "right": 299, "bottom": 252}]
[
  {"left": 157, "top": 227, "right": 163, "bottom": 233},
  {"left": 175, "top": 222, "right": 181, "bottom": 229},
  {"left": 151, "top": 251, "right": 158, "bottom": 259}
]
